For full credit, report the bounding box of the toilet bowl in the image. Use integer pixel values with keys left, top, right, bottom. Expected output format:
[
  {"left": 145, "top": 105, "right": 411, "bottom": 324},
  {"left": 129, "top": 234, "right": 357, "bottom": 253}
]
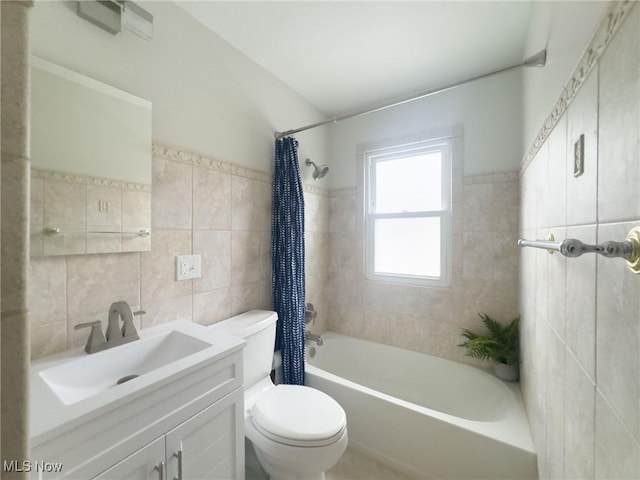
[
  {"left": 245, "top": 379, "right": 347, "bottom": 480},
  {"left": 210, "top": 310, "right": 348, "bottom": 480}
]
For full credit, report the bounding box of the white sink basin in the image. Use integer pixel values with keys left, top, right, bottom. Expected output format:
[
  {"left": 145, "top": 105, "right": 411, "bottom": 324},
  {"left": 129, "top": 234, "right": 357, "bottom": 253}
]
[{"left": 39, "top": 330, "right": 210, "bottom": 405}]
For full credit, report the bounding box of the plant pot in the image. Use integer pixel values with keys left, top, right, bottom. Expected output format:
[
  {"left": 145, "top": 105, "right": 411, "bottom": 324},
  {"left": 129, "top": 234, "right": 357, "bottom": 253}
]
[{"left": 494, "top": 362, "right": 519, "bottom": 382}]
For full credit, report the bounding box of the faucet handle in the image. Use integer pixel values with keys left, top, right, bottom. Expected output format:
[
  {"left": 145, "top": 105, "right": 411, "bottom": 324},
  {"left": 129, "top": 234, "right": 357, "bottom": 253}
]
[
  {"left": 74, "top": 320, "right": 107, "bottom": 354},
  {"left": 122, "top": 310, "right": 143, "bottom": 339}
]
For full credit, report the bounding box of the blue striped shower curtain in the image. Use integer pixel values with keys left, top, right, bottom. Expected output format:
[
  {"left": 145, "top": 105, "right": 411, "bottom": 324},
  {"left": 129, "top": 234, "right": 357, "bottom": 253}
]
[{"left": 271, "top": 137, "right": 306, "bottom": 385}]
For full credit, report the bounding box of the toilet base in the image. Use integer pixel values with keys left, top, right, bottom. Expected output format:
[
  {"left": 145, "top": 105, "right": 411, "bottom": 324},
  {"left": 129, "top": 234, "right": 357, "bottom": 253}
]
[{"left": 254, "top": 448, "right": 326, "bottom": 480}]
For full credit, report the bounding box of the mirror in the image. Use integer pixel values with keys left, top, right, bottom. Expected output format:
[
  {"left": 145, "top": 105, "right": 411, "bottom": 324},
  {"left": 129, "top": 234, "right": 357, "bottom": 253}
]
[{"left": 30, "top": 56, "right": 152, "bottom": 256}]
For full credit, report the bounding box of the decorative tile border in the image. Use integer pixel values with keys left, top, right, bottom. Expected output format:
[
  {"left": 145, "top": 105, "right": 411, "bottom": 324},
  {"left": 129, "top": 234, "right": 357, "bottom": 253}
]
[
  {"left": 522, "top": 0, "right": 635, "bottom": 172},
  {"left": 32, "top": 168, "right": 151, "bottom": 192},
  {"left": 329, "top": 187, "right": 357, "bottom": 198},
  {"left": 303, "top": 183, "right": 329, "bottom": 197},
  {"left": 152, "top": 142, "right": 271, "bottom": 183},
  {"left": 153, "top": 141, "right": 330, "bottom": 197},
  {"left": 463, "top": 171, "right": 519, "bottom": 185}
]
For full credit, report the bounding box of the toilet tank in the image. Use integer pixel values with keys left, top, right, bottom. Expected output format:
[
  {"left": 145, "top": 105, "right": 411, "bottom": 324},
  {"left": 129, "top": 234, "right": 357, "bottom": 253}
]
[{"left": 211, "top": 310, "right": 278, "bottom": 388}]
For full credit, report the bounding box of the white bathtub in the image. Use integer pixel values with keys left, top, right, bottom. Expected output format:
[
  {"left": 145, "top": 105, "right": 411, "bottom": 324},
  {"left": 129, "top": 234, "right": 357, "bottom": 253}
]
[{"left": 305, "top": 332, "right": 537, "bottom": 479}]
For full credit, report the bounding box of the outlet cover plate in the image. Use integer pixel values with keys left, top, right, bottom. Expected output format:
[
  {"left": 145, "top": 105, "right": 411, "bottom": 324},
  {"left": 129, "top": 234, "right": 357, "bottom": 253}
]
[
  {"left": 573, "top": 134, "right": 585, "bottom": 177},
  {"left": 175, "top": 254, "right": 202, "bottom": 281}
]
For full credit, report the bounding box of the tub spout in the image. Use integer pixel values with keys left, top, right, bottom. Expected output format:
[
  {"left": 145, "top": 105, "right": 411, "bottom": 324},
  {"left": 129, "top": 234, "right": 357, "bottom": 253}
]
[{"left": 305, "top": 331, "right": 323, "bottom": 346}]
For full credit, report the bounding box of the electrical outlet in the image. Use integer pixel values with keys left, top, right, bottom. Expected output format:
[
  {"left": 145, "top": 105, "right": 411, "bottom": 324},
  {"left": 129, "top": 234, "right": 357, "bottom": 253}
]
[
  {"left": 573, "top": 134, "right": 585, "bottom": 177},
  {"left": 175, "top": 254, "right": 202, "bottom": 281}
]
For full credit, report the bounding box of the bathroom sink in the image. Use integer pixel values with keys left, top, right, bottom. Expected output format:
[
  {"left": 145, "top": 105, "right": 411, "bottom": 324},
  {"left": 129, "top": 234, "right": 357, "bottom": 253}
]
[{"left": 39, "top": 330, "right": 210, "bottom": 405}]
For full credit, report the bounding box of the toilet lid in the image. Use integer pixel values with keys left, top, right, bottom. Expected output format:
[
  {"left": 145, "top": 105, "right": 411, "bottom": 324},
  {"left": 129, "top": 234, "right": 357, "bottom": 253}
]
[{"left": 252, "top": 385, "right": 346, "bottom": 445}]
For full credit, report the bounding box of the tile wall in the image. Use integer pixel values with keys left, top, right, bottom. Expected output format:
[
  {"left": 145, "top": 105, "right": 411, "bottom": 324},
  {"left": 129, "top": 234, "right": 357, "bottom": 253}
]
[
  {"left": 519, "top": 5, "right": 640, "bottom": 478},
  {"left": 30, "top": 169, "right": 151, "bottom": 256},
  {"left": 304, "top": 185, "right": 330, "bottom": 335},
  {"left": 29, "top": 143, "right": 273, "bottom": 358},
  {"left": 325, "top": 162, "right": 520, "bottom": 365}
]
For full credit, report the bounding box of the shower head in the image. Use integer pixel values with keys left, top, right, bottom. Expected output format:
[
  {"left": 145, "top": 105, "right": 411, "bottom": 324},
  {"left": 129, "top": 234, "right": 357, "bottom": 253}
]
[{"left": 305, "top": 158, "right": 329, "bottom": 180}]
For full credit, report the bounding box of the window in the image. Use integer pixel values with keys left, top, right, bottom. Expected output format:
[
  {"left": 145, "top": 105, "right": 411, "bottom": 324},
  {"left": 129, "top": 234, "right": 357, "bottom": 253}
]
[{"left": 365, "top": 138, "right": 451, "bottom": 287}]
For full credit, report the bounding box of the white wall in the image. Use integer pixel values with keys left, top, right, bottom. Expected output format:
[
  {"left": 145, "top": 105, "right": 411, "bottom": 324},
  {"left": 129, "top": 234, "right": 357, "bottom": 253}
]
[
  {"left": 522, "top": 0, "right": 609, "bottom": 157},
  {"left": 326, "top": 68, "right": 522, "bottom": 190},
  {"left": 29, "top": 0, "right": 327, "bottom": 172}
]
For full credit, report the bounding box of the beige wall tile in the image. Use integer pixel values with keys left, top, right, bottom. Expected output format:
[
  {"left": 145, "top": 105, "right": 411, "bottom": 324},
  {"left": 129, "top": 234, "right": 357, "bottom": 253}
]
[
  {"left": 597, "top": 7, "right": 640, "bottom": 223},
  {"left": 566, "top": 72, "right": 598, "bottom": 226},
  {"left": 594, "top": 392, "right": 640, "bottom": 479},
  {"left": 31, "top": 322, "right": 67, "bottom": 360},
  {"left": 231, "top": 230, "right": 263, "bottom": 286},
  {"left": 193, "top": 230, "right": 231, "bottom": 292},
  {"left": 534, "top": 142, "right": 550, "bottom": 229},
  {"left": 121, "top": 231, "right": 151, "bottom": 253},
  {"left": 329, "top": 193, "right": 357, "bottom": 234},
  {"left": 231, "top": 280, "right": 271, "bottom": 316},
  {"left": 596, "top": 221, "right": 640, "bottom": 440},
  {"left": 231, "top": 176, "right": 271, "bottom": 232},
  {"left": 542, "top": 322, "right": 565, "bottom": 480},
  {"left": 546, "top": 115, "right": 567, "bottom": 228},
  {"left": 140, "top": 229, "right": 192, "bottom": 305},
  {"left": 122, "top": 190, "right": 151, "bottom": 228},
  {"left": 141, "top": 295, "right": 192, "bottom": 329},
  {"left": 305, "top": 191, "right": 329, "bottom": 234},
  {"left": 151, "top": 156, "right": 192, "bottom": 229},
  {"left": 193, "top": 166, "right": 231, "bottom": 230},
  {"left": 462, "top": 183, "right": 492, "bottom": 232},
  {"left": 564, "top": 351, "right": 595, "bottom": 480},
  {"left": 565, "top": 224, "right": 596, "bottom": 379},
  {"left": 28, "top": 256, "right": 66, "bottom": 326},
  {"left": 462, "top": 231, "right": 493, "bottom": 280},
  {"left": 86, "top": 233, "right": 122, "bottom": 254},
  {"left": 43, "top": 230, "right": 86, "bottom": 256},
  {"left": 67, "top": 253, "right": 140, "bottom": 318},
  {"left": 546, "top": 227, "right": 567, "bottom": 337},
  {"left": 193, "top": 288, "right": 232, "bottom": 326},
  {"left": 86, "top": 185, "right": 121, "bottom": 229},
  {"left": 490, "top": 180, "right": 519, "bottom": 233},
  {"left": 43, "top": 178, "right": 86, "bottom": 228}
]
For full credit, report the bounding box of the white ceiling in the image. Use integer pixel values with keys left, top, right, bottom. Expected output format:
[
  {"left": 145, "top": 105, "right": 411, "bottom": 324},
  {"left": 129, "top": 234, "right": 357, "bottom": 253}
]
[{"left": 176, "top": 1, "right": 533, "bottom": 117}]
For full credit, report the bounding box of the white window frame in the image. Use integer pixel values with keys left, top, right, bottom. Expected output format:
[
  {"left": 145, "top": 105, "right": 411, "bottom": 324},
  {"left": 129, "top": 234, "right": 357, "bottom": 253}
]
[{"left": 364, "top": 138, "right": 452, "bottom": 287}]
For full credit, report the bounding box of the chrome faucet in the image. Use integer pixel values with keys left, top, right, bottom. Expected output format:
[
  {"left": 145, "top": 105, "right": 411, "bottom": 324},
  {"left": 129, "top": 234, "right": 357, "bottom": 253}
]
[
  {"left": 75, "top": 301, "right": 144, "bottom": 354},
  {"left": 305, "top": 331, "right": 323, "bottom": 346}
]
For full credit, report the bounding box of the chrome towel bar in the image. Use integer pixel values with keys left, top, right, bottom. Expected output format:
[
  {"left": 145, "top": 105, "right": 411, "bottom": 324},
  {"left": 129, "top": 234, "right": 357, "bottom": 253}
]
[
  {"left": 43, "top": 226, "right": 150, "bottom": 238},
  {"left": 518, "top": 227, "right": 640, "bottom": 274}
]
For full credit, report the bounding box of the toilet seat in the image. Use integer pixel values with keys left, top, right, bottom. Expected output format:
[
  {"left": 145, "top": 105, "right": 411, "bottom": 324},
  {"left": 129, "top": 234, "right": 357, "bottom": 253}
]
[{"left": 251, "top": 385, "right": 346, "bottom": 447}]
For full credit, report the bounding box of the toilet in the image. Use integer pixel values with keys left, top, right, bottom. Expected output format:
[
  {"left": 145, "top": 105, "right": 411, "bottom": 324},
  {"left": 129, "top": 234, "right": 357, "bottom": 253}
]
[{"left": 211, "top": 310, "right": 347, "bottom": 480}]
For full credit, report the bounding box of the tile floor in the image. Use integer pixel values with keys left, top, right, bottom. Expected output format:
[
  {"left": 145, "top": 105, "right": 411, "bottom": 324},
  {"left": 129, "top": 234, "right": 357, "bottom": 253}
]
[
  {"left": 326, "top": 447, "right": 414, "bottom": 480},
  {"left": 246, "top": 442, "right": 413, "bottom": 480}
]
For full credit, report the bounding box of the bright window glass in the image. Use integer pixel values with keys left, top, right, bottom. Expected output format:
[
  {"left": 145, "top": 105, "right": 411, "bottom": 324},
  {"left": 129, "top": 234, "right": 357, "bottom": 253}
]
[
  {"left": 374, "top": 152, "right": 442, "bottom": 213},
  {"left": 373, "top": 217, "right": 441, "bottom": 277},
  {"left": 365, "top": 139, "right": 451, "bottom": 287}
]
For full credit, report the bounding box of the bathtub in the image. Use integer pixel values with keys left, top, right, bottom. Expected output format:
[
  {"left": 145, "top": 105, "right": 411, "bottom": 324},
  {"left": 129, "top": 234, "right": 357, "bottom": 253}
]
[{"left": 305, "top": 332, "right": 537, "bottom": 479}]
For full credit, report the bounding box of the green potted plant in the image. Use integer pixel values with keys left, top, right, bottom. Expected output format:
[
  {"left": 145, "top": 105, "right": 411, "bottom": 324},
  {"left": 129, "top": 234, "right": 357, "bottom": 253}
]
[{"left": 458, "top": 313, "right": 520, "bottom": 381}]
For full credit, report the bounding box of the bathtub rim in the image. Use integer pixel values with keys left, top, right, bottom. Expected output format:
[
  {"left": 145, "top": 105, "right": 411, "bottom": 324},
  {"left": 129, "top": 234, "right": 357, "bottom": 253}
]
[{"left": 305, "top": 332, "right": 535, "bottom": 456}]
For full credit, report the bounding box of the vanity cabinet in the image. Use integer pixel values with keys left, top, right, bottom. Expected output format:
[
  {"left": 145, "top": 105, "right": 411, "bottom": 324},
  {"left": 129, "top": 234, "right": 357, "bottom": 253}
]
[
  {"left": 93, "top": 390, "right": 242, "bottom": 480},
  {"left": 30, "top": 341, "right": 245, "bottom": 480},
  {"left": 93, "top": 437, "right": 164, "bottom": 480}
]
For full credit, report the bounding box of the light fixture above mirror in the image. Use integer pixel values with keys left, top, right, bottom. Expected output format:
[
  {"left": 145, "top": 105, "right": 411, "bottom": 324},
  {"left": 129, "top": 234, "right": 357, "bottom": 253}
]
[{"left": 77, "top": 0, "right": 153, "bottom": 41}]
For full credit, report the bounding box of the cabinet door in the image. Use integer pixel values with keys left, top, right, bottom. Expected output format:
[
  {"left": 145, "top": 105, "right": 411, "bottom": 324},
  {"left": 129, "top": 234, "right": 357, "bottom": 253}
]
[
  {"left": 92, "top": 437, "right": 165, "bottom": 480},
  {"left": 166, "top": 390, "right": 244, "bottom": 480}
]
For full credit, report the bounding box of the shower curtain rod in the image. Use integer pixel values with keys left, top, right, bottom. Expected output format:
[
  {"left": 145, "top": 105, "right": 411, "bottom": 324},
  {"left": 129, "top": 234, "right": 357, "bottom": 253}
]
[{"left": 274, "top": 49, "right": 547, "bottom": 140}]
